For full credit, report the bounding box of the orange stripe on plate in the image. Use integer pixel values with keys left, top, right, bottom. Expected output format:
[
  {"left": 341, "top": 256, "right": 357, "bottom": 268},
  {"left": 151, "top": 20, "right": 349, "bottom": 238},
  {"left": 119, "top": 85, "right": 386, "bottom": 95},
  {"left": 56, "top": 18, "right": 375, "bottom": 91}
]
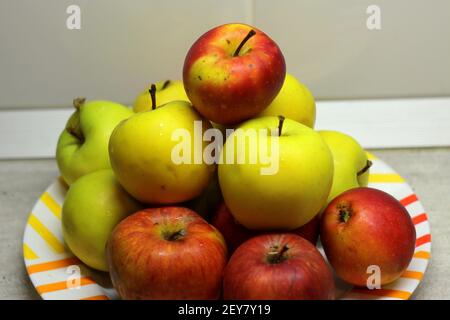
[
  {"left": 351, "top": 288, "right": 411, "bottom": 300},
  {"left": 36, "top": 277, "right": 95, "bottom": 294},
  {"left": 416, "top": 234, "right": 431, "bottom": 247},
  {"left": 27, "top": 257, "right": 81, "bottom": 275},
  {"left": 412, "top": 213, "right": 428, "bottom": 225},
  {"left": 81, "top": 295, "right": 109, "bottom": 300},
  {"left": 413, "top": 251, "right": 431, "bottom": 259},
  {"left": 400, "top": 194, "right": 418, "bottom": 206},
  {"left": 401, "top": 270, "right": 424, "bottom": 281}
]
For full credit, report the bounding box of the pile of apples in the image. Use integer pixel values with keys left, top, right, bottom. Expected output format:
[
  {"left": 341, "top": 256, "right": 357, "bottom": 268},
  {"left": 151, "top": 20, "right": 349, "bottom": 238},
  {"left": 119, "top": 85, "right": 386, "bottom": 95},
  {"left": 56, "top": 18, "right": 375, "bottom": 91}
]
[{"left": 57, "top": 23, "right": 416, "bottom": 300}]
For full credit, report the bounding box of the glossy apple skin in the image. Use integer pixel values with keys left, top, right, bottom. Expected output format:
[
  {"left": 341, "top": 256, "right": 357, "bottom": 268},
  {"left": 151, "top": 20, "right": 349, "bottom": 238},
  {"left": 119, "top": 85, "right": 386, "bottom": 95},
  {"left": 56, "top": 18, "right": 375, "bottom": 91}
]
[
  {"left": 183, "top": 23, "right": 286, "bottom": 125},
  {"left": 212, "top": 203, "right": 319, "bottom": 253},
  {"left": 106, "top": 207, "right": 227, "bottom": 300},
  {"left": 320, "top": 187, "right": 416, "bottom": 287},
  {"left": 223, "top": 233, "right": 334, "bottom": 300}
]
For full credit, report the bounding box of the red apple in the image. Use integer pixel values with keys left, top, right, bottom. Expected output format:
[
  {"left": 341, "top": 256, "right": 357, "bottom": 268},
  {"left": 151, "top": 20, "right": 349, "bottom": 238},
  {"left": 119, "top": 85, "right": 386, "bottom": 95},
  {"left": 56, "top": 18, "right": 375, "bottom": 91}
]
[
  {"left": 106, "top": 207, "right": 228, "bottom": 299},
  {"left": 212, "top": 203, "right": 319, "bottom": 253},
  {"left": 320, "top": 187, "right": 416, "bottom": 287},
  {"left": 183, "top": 23, "right": 286, "bottom": 125},
  {"left": 223, "top": 234, "right": 335, "bottom": 300}
]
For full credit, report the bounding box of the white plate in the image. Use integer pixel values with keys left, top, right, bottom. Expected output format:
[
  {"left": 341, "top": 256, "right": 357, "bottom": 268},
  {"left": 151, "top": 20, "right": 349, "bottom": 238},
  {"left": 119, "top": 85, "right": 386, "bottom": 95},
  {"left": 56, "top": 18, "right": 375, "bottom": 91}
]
[{"left": 23, "top": 153, "right": 431, "bottom": 300}]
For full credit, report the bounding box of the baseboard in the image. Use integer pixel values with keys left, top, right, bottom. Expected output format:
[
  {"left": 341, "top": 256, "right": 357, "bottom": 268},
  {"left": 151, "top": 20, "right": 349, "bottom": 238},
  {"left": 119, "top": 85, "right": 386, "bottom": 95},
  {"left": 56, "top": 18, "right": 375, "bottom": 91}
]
[
  {"left": 1, "top": 97, "right": 449, "bottom": 159},
  {"left": 315, "top": 97, "right": 450, "bottom": 149}
]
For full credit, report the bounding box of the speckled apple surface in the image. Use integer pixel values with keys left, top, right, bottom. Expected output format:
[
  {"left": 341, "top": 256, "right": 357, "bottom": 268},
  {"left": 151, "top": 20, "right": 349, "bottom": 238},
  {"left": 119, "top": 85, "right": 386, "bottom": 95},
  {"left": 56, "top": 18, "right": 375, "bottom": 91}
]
[{"left": 23, "top": 152, "right": 430, "bottom": 300}]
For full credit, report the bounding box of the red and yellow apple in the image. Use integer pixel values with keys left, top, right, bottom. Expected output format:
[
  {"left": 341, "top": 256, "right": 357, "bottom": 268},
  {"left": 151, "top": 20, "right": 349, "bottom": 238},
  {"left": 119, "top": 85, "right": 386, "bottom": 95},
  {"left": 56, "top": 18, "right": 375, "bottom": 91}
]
[
  {"left": 106, "top": 207, "right": 227, "bottom": 300},
  {"left": 183, "top": 23, "right": 286, "bottom": 125},
  {"left": 320, "top": 187, "right": 416, "bottom": 286},
  {"left": 212, "top": 203, "right": 319, "bottom": 253},
  {"left": 223, "top": 234, "right": 335, "bottom": 300}
]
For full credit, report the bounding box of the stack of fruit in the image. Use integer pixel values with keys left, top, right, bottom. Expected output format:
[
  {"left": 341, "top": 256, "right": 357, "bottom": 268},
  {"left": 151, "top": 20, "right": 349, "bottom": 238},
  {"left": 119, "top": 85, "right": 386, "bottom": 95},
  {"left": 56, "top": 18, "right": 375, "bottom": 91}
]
[{"left": 56, "top": 23, "right": 416, "bottom": 300}]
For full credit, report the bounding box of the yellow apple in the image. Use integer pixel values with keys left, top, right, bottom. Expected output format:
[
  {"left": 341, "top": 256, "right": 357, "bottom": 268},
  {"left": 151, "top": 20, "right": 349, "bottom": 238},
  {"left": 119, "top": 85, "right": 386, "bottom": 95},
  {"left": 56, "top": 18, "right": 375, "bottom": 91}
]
[
  {"left": 319, "top": 130, "right": 372, "bottom": 203},
  {"left": 218, "top": 116, "right": 333, "bottom": 230},
  {"left": 109, "top": 90, "right": 214, "bottom": 204},
  {"left": 257, "top": 73, "right": 316, "bottom": 128},
  {"left": 62, "top": 169, "right": 142, "bottom": 271},
  {"left": 133, "top": 80, "right": 189, "bottom": 112}
]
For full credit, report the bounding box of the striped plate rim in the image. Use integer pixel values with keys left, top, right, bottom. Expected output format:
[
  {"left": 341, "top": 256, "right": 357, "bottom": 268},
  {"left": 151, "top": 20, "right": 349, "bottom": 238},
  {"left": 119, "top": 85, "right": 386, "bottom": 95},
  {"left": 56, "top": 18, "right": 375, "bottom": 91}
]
[{"left": 22, "top": 152, "right": 431, "bottom": 300}]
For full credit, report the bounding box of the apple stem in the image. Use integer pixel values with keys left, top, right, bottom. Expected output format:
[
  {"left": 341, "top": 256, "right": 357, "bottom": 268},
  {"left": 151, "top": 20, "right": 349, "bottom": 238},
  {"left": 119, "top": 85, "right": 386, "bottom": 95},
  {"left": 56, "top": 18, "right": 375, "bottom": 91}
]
[
  {"left": 357, "top": 160, "right": 373, "bottom": 176},
  {"left": 267, "top": 244, "right": 289, "bottom": 264},
  {"left": 233, "top": 29, "right": 256, "bottom": 57},
  {"left": 277, "top": 115, "right": 285, "bottom": 136},
  {"left": 164, "top": 229, "right": 186, "bottom": 241},
  {"left": 338, "top": 203, "right": 352, "bottom": 223},
  {"left": 162, "top": 80, "right": 171, "bottom": 90},
  {"left": 149, "top": 84, "right": 157, "bottom": 110},
  {"left": 73, "top": 97, "right": 86, "bottom": 110}
]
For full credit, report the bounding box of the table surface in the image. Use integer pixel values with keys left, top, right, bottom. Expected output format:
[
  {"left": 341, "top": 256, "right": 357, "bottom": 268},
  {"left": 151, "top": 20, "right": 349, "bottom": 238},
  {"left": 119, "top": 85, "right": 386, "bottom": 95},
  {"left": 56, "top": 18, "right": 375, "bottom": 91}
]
[{"left": 1, "top": 148, "right": 449, "bottom": 300}]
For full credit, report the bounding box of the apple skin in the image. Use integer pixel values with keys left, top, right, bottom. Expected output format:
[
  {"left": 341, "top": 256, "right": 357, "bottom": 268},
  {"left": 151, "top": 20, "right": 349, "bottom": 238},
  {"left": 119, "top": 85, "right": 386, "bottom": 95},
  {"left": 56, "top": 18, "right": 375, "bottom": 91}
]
[
  {"left": 183, "top": 171, "right": 223, "bottom": 221},
  {"left": 56, "top": 99, "right": 134, "bottom": 185},
  {"left": 223, "top": 233, "right": 335, "bottom": 300},
  {"left": 106, "top": 207, "right": 228, "bottom": 300},
  {"left": 320, "top": 187, "right": 416, "bottom": 287},
  {"left": 319, "top": 130, "right": 370, "bottom": 204},
  {"left": 133, "top": 80, "right": 189, "bottom": 112},
  {"left": 258, "top": 73, "right": 316, "bottom": 128},
  {"left": 62, "top": 169, "right": 142, "bottom": 271},
  {"left": 183, "top": 23, "right": 286, "bottom": 125},
  {"left": 212, "top": 203, "right": 319, "bottom": 253},
  {"left": 219, "top": 116, "right": 334, "bottom": 230},
  {"left": 109, "top": 100, "right": 215, "bottom": 204}
]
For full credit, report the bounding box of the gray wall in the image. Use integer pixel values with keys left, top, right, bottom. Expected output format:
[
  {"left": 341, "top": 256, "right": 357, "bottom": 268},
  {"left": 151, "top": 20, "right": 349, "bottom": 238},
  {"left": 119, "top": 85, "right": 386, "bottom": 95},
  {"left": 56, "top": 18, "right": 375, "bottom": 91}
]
[{"left": 1, "top": 0, "right": 449, "bottom": 109}]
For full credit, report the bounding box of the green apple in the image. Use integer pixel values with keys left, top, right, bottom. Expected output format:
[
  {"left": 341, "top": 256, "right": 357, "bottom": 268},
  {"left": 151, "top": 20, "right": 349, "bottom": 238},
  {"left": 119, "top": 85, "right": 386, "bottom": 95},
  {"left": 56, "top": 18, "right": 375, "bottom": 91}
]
[
  {"left": 62, "top": 169, "right": 142, "bottom": 271},
  {"left": 218, "top": 116, "right": 333, "bottom": 230},
  {"left": 257, "top": 73, "right": 316, "bottom": 128},
  {"left": 56, "top": 98, "right": 134, "bottom": 185},
  {"left": 318, "top": 130, "right": 372, "bottom": 203},
  {"left": 109, "top": 86, "right": 215, "bottom": 204},
  {"left": 133, "top": 80, "right": 189, "bottom": 112}
]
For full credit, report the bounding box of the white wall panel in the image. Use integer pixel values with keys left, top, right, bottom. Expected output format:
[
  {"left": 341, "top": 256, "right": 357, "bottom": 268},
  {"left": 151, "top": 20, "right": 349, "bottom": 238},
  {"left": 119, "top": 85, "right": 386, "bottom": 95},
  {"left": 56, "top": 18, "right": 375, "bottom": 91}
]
[
  {"left": 0, "top": 0, "right": 252, "bottom": 109},
  {"left": 253, "top": 0, "right": 450, "bottom": 99},
  {"left": 2, "top": 98, "right": 450, "bottom": 159}
]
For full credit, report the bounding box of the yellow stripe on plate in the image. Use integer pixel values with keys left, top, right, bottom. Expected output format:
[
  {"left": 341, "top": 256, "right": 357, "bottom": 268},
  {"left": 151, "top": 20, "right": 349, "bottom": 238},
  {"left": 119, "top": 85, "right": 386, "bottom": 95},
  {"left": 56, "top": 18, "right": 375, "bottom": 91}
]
[
  {"left": 369, "top": 173, "right": 405, "bottom": 183},
  {"left": 23, "top": 243, "right": 39, "bottom": 260},
  {"left": 28, "top": 214, "right": 65, "bottom": 254},
  {"left": 366, "top": 152, "right": 378, "bottom": 160},
  {"left": 40, "top": 192, "right": 62, "bottom": 220}
]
